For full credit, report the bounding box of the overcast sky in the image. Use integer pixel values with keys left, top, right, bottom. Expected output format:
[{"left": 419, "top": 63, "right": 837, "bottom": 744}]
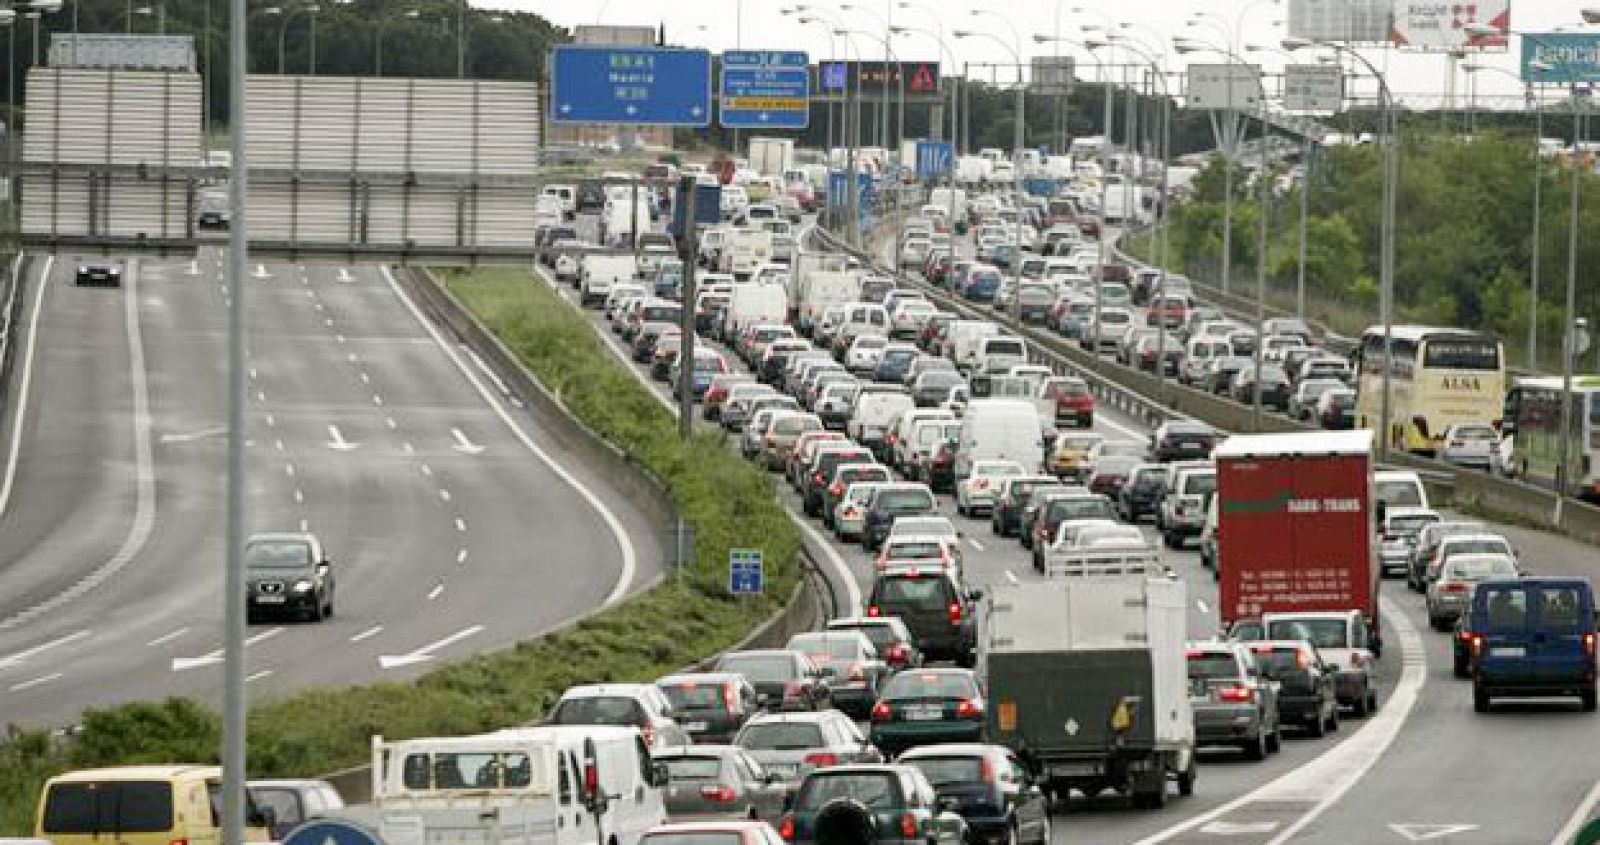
[{"left": 495, "top": 0, "right": 1598, "bottom": 111}]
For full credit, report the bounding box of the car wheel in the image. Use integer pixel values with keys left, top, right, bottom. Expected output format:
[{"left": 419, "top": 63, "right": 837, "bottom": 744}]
[
  {"left": 1366, "top": 690, "right": 1379, "bottom": 714},
  {"left": 1242, "top": 730, "right": 1267, "bottom": 761},
  {"left": 305, "top": 601, "right": 323, "bottom": 623},
  {"left": 1473, "top": 681, "right": 1491, "bottom": 713},
  {"left": 1266, "top": 724, "right": 1282, "bottom": 754},
  {"left": 323, "top": 596, "right": 334, "bottom": 619},
  {"left": 1032, "top": 809, "right": 1052, "bottom": 845},
  {"left": 1453, "top": 656, "right": 1469, "bottom": 679},
  {"left": 1326, "top": 705, "right": 1340, "bottom": 733},
  {"left": 1584, "top": 686, "right": 1597, "bottom": 712},
  {"left": 1351, "top": 691, "right": 1369, "bottom": 718},
  {"left": 1306, "top": 710, "right": 1326, "bottom": 738}
]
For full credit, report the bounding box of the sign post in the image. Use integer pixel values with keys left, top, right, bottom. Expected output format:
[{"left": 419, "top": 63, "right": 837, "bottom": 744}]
[
  {"left": 728, "top": 549, "right": 764, "bottom": 596},
  {"left": 720, "top": 50, "right": 810, "bottom": 129},
  {"left": 550, "top": 45, "right": 712, "bottom": 126}
]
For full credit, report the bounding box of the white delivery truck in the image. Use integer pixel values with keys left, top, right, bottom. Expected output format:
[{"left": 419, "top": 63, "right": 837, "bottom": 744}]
[
  {"left": 725, "top": 229, "right": 774, "bottom": 280},
  {"left": 359, "top": 726, "right": 668, "bottom": 845},
  {"left": 749, "top": 136, "right": 796, "bottom": 178},
  {"left": 980, "top": 576, "right": 1196, "bottom": 809},
  {"left": 955, "top": 399, "right": 1044, "bottom": 480},
  {"left": 580, "top": 253, "right": 639, "bottom": 308},
  {"left": 726, "top": 283, "right": 789, "bottom": 337},
  {"left": 601, "top": 196, "right": 653, "bottom": 247},
  {"left": 794, "top": 253, "right": 864, "bottom": 336},
  {"left": 929, "top": 186, "right": 968, "bottom": 222}
]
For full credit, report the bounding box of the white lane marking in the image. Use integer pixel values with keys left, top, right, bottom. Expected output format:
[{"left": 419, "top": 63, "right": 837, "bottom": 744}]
[
  {"left": 248, "top": 366, "right": 258, "bottom": 380},
  {"left": 256, "top": 389, "right": 266, "bottom": 402},
  {"left": 265, "top": 413, "right": 276, "bottom": 428},
  {"left": 1389, "top": 825, "right": 1479, "bottom": 841},
  {"left": 1199, "top": 821, "right": 1279, "bottom": 835},
  {"left": 790, "top": 514, "right": 865, "bottom": 612},
  {"left": 402, "top": 441, "right": 415, "bottom": 455},
  {"left": 159, "top": 426, "right": 228, "bottom": 444},
  {"left": 377, "top": 624, "right": 484, "bottom": 669},
  {"left": 346, "top": 352, "right": 357, "bottom": 363},
  {"left": 337, "top": 267, "right": 355, "bottom": 283},
  {"left": 253, "top": 263, "right": 270, "bottom": 278},
  {"left": 172, "top": 627, "right": 285, "bottom": 671},
  {"left": 0, "top": 629, "right": 94, "bottom": 668},
  {"left": 451, "top": 427, "right": 486, "bottom": 455},
  {"left": 420, "top": 463, "right": 433, "bottom": 477},
  {"left": 386, "top": 417, "right": 398, "bottom": 430},
  {"left": 372, "top": 394, "right": 384, "bottom": 407},
  {"left": 1133, "top": 596, "right": 1426, "bottom": 845},
  {"left": 457, "top": 549, "right": 469, "bottom": 565},
  {"left": 145, "top": 627, "right": 190, "bottom": 648},
  {"left": 359, "top": 371, "right": 371, "bottom": 384},
  {"left": 1096, "top": 410, "right": 1149, "bottom": 442},
  {"left": 0, "top": 257, "right": 158, "bottom": 630},
  {"left": 337, "top": 333, "right": 347, "bottom": 344},
  {"left": 285, "top": 462, "right": 296, "bottom": 477},
  {"left": 383, "top": 266, "right": 639, "bottom": 607},
  {"left": 350, "top": 625, "right": 384, "bottom": 643},
  {"left": 967, "top": 537, "right": 986, "bottom": 553},
  {"left": 274, "top": 439, "right": 285, "bottom": 452},
  {"left": 9, "top": 672, "right": 63, "bottom": 692},
  {"left": 439, "top": 489, "right": 452, "bottom": 502},
  {"left": 455, "top": 517, "right": 468, "bottom": 532},
  {"left": 324, "top": 317, "right": 334, "bottom": 328},
  {"left": 1551, "top": 780, "right": 1600, "bottom": 845},
  {"left": 426, "top": 583, "right": 445, "bottom": 601},
  {"left": 246, "top": 670, "right": 273, "bottom": 683},
  {"left": 0, "top": 255, "right": 53, "bottom": 521},
  {"left": 327, "top": 424, "right": 360, "bottom": 451},
  {"left": 299, "top": 518, "right": 309, "bottom": 532},
  {"left": 293, "top": 489, "right": 305, "bottom": 504}
]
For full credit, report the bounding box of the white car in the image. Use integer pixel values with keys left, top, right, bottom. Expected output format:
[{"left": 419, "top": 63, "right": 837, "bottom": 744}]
[
  {"left": 1440, "top": 423, "right": 1499, "bottom": 470},
  {"left": 956, "top": 459, "right": 1027, "bottom": 517},
  {"left": 844, "top": 335, "right": 889, "bottom": 375},
  {"left": 876, "top": 534, "right": 963, "bottom": 576},
  {"left": 834, "top": 481, "right": 890, "bottom": 542},
  {"left": 899, "top": 238, "right": 933, "bottom": 267}
]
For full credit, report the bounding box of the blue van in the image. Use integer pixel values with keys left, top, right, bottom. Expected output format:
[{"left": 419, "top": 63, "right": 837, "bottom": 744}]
[{"left": 1462, "top": 577, "right": 1597, "bottom": 712}]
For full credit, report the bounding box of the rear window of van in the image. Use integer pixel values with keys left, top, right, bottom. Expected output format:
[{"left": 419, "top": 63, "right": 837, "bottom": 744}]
[{"left": 43, "top": 782, "right": 174, "bottom": 834}]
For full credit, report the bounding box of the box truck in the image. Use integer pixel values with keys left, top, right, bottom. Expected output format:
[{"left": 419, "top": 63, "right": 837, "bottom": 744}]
[
  {"left": 749, "top": 137, "right": 796, "bottom": 178},
  {"left": 980, "top": 576, "right": 1196, "bottom": 809},
  {"left": 1213, "top": 430, "right": 1382, "bottom": 653}
]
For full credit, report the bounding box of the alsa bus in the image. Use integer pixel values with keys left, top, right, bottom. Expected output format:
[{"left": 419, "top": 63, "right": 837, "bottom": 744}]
[
  {"left": 1501, "top": 376, "right": 1600, "bottom": 501},
  {"left": 1351, "top": 326, "right": 1505, "bottom": 455}
]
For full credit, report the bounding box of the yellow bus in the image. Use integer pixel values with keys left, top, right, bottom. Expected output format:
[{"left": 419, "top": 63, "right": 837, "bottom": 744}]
[{"left": 1352, "top": 326, "right": 1505, "bottom": 455}]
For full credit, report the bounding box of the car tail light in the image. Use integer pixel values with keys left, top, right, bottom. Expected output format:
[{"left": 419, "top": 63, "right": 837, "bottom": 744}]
[
  {"left": 171, "top": 839, "right": 189, "bottom": 845},
  {"left": 584, "top": 760, "right": 600, "bottom": 800},
  {"left": 974, "top": 478, "right": 989, "bottom": 489},
  {"left": 723, "top": 683, "right": 739, "bottom": 712},
  {"left": 829, "top": 482, "right": 844, "bottom": 497},
  {"left": 871, "top": 701, "right": 893, "bottom": 721},
  {"left": 700, "top": 785, "right": 738, "bottom": 802},
  {"left": 1585, "top": 633, "right": 1596, "bottom": 658},
  {"left": 1218, "top": 685, "right": 1254, "bottom": 703},
  {"left": 848, "top": 663, "right": 866, "bottom": 681},
  {"left": 842, "top": 505, "right": 859, "bottom": 518},
  {"left": 641, "top": 724, "right": 655, "bottom": 746},
  {"left": 813, "top": 471, "right": 825, "bottom": 484},
  {"left": 948, "top": 602, "right": 963, "bottom": 624},
  {"left": 885, "top": 643, "right": 909, "bottom": 665},
  {"left": 1469, "top": 634, "right": 1485, "bottom": 657},
  {"left": 766, "top": 437, "right": 777, "bottom": 448},
  {"left": 805, "top": 753, "right": 839, "bottom": 769},
  {"left": 1350, "top": 652, "right": 1368, "bottom": 668},
  {"left": 900, "top": 813, "right": 919, "bottom": 838},
  {"left": 783, "top": 682, "right": 802, "bottom": 701},
  {"left": 867, "top": 605, "right": 881, "bottom": 617},
  {"left": 1442, "top": 583, "right": 1469, "bottom": 594},
  {"left": 956, "top": 698, "right": 984, "bottom": 718},
  {"left": 778, "top": 815, "right": 795, "bottom": 840}
]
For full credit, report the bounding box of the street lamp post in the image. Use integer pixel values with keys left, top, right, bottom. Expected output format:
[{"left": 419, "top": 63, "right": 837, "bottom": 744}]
[
  {"left": 275, "top": 4, "right": 322, "bottom": 75},
  {"left": 1111, "top": 37, "right": 1175, "bottom": 387},
  {"left": 954, "top": 24, "right": 1025, "bottom": 323},
  {"left": 840, "top": 3, "right": 893, "bottom": 151},
  {"left": 786, "top": 9, "right": 840, "bottom": 151}
]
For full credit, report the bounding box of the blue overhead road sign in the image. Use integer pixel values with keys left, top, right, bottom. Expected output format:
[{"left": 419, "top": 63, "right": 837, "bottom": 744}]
[
  {"left": 721, "top": 50, "right": 810, "bottom": 129},
  {"left": 915, "top": 141, "right": 953, "bottom": 182},
  {"left": 282, "top": 820, "right": 383, "bottom": 845},
  {"left": 1522, "top": 33, "right": 1600, "bottom": 84},
  {"left": 551, "top": 45, "right": 712, "bottom": 126}
]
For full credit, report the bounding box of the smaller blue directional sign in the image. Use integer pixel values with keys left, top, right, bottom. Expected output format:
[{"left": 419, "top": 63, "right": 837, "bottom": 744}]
[
  {"left": 551, "top": 45, "right": 712, "bottom": 126},
  {"left": 915, "top": 141, "right": 953, "bottom": 182},
  {"left": 728, "top": 548, "right": 764, "bottom": 596},
  {"left": 669, "top": 183, "right": 722, "bottom": 238},
  {"left": 282, "top": 820, "right": 383, "bottom": 845},
  {"left": 721, "top": 50, "right": 810, "bottom": 130}
]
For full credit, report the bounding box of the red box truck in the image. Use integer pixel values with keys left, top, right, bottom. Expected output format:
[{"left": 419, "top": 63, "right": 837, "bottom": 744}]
[{"left": 1213, "top": 431, "right": 1382, "bottom": 653}]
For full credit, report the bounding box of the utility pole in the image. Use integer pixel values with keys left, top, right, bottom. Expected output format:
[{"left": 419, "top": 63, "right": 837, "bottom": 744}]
[{"left": 677, "top": 176, "right": 698, "bottom": 441}]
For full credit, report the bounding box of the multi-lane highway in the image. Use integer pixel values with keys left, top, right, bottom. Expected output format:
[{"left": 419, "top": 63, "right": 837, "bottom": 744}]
[{"left": 0, "top": 250, "right": 663, "bottom": 725}]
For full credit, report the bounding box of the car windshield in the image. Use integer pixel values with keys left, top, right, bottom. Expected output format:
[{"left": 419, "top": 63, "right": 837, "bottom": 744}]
[
  {"left": 796, "top": 773, "right": 902, "bottom": 811},
  {"left": 1452, "top": 426, "right": 1498, "bottom": 442},
  {"left": 1445, "top": 539, "right": 1512, "bottom": 557},
  {"left": 881, "top": 672, "right": 976, "bottom": 700},
  {"left": 661, "top": 682, "right": 729, "bottom": 712},
  {"left": 660, "top": 756, "right": 725, "bottom": 780},
  {"left": 1390, "top": 515, "right": 1437, "bottom": 535},
  {"left": 245, "top": 539, "right": 313, "bottom": 569},
  {"left": 1187, "top": 653, "right": 1240, "bottom": 681},
  {"left": 1376, "top": 480, "right": 1424, "bottom": 507},
  {"left": 878, "top": 576, "right": 952, "bottom": 608},
  {"left": 1266, "top": 619, "right": 1349, "bottom": 650},
  {"left": 719, "top": 655, "right": 798, "bottom": 683},
  {"left": 551, "top": 696, "right": 645, "bottom": 726},
  {"left": 877, "top": 490, "right": 935, "bottom": 513},
  {"left": 1447, "top": 556, "right": 1517, "bottom": 580},
  {"left": 1047, "top": 498, "right": 1114, "bottom": 521},
  {"left": 739, "top": 722, "right": 825, "bottom": 750},
  {"left": 1180, "top": 473, "right": 1217, "bottom": 496},
  {"left": 903, "top": 757, "right": 986, "bottom": 788}
]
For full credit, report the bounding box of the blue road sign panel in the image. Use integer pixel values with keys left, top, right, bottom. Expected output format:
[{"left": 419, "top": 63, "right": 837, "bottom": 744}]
[
  {"left": 669, "top": 183, "right": 723, "bottom": 238},
  {"left": 721, "top": 50, "right": 810, "bottom": 129},
  {"left": 283, "top": 820, "right": 383, "bottom": 845},
  {"left": 915, "top": 141, "right": 953, "bottom": 182},
  {"left": 826, "top": 171, "right": 876, "bottom": 210},
  {"left": 729, "top": 549, "right": 764, "bottom": 596},
  {"left": 1523, "top": 33, "right": 1600, "bottom": 84},
  {"left": 551, "top": 45, "right": 712, "bottom": 126}
]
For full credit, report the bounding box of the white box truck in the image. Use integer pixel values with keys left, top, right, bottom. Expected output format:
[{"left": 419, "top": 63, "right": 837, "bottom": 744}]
[
  {"left": 979, "top": 576, "right": 1195, "bottom": 809},
  {"left": 749, "top": 137, "right": 796, "bottom": 178},
  {"left": 580, "top": 253, "right": 639, "bottom": 308},
  {"left": 725, "top": 229, "right": 774, "bottom": 280},
  {"left": 725, "top": 282, "right": 789, "bottom": 336}
]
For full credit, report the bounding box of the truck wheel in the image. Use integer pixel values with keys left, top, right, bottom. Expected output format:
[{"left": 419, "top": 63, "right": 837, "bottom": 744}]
[
  {"left": 1131, "top": 786, "right": 1167, "bottom": 810},
  {"left": 1326, "top": 706, "right": 1340, "bottom": 733},
  {"left": 1306, "top": 712, "right": 1326, "bottom": 739},
  {"left": 1177, "top": 760, "right": 1197, "bottom": 797},
  {"left": 1351, "top": 691, "right": 1370, "bottom": 718}
]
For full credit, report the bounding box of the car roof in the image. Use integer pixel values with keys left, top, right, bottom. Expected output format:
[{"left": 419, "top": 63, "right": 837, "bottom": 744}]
[
  {"left": 658, "top": 672, "right": 746, "bottom": 685},
  {"left": 560, "top": 683, "right": 657, "bottom": 699},
  {"left": 897, "top": 743, "right": 1006, "bottom": 760},
  {"left": 745, "top": 710, "right": 840, "bottom": 725}
]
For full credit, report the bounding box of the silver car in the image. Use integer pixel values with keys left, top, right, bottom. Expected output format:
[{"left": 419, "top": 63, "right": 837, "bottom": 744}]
[
  {"left": 1379, "top": 507, "right": 1441, "bottom": 578},
  {"left": 1426, "top": 553, "right": 1520, "bottom": 630},
  {"left": 1440, "top": 423, "right": 1500, "bottom": 470},
  {"left": 733, "top": 711, "right": 882, "bottom": 784},
  {"left": 1185, "top": 642, "right": 1281, "bottom": 760},
  {"left": 655, "top": 745, "right": 790, "bottom": 821}
]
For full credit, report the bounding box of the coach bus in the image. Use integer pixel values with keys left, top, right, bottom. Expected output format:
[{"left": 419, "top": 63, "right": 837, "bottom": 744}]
[
  {"left": 1352, "top": 326, "right": 1505, "bottom": 455},
  {"left": 1502, "top": 376, "right": 1600, "bottom": 501}
]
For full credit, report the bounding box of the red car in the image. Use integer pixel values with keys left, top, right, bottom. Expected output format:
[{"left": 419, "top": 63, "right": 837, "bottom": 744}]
[
  {"left": 1042, "top": 376, "right": 1095, "bottom": 427},
  {"left": 1148, "top": 295, "right": 1190, "bottom": 329}
]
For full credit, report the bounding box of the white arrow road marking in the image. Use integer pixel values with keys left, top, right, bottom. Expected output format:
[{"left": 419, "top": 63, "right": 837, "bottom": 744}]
[
  {"left": 171, "top": 627, "right": 284, "bottom": 671},
  {"left": 327, "top": 424, "right": 360, "bottom": 451},
  {"left": 0, "top": 630, "right": 94, "bottom": 669},
  {"left": 337, "top": 267, "right": 355, "bottom": 283},
  {"left": 159, "top": 426, "right": 228, "bottom": 444},
  {"left": 1388, "top": 824, "right": 1479, "bottom": 842},
  {"left": 451, "top": 427, "right": 485, "bottom": 455},
  {"left": 378, "top": 625, "right": 483, "bottom": 669},
  {"left": 253, "top": 264, "right": 271, "bottom": 278},
  {"left": 186, "top": 259, "right": 200, "bottom": 275},
  {"left": 1199, "top": 821, "right": 1279, "bottom": 835},
  {"left": 10, "top": 672, "right": 63, "bottom": 692},
  {"left": 246, "top": 670, "right": 274, "bottom": 683}
]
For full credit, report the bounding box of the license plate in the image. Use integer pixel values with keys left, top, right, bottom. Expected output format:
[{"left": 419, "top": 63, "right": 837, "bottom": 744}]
[
  {"left": 255, "top": 595, "right": 286, "bottom": 604},
  {"left": 906, "top": 706, "right": 944, "bottom": 721},
  {"left": 767, "top": 763, "right": 799, "bottom": 776},
  {"left": 1491, "top": 646, "right": 1526, "bottom": 658},
  {"left": 1181, "top": 442, "right": 1201, "bottom": 450},
  {"left": 683, "top": 721, "right": 708, "bottom": 732}
]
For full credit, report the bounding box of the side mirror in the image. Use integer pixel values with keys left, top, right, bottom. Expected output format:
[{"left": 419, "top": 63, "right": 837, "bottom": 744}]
[
  {"left": 249, "top": 807, "right": 276, "bottom": 831},
  {"left": 651, "top": 762, "right": 671, "bottom": 788},
  {"left": 318, "top": 559, "right": 332, "bottom": 571},
  {"left": 967, "top": 589, "right": 985, "bottom": 602}
]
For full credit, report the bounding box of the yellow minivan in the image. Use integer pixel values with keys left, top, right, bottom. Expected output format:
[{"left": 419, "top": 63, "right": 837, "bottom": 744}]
[{"left": 36, "top": 766, "right": 272, "bottom": 845}]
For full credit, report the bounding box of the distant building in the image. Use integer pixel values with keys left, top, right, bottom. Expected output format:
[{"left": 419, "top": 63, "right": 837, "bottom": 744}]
[{"left": 548, "top": 24, "right": 673, "bottom": 150}]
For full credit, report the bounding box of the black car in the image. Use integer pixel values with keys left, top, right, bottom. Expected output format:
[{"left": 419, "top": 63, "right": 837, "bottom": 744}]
[
  {"left": 1246, "top": 640, "right": 1340, "bottom": 737},
  {"left": 779, "top": 765, "right": 966, "bottom": 845},
  {"left": 1117, "top": 463, "right": 1167, "bottom": 523},
  {"left": 1231, "top": 364, "right": 1292, "bottom": 412},
  {"left": 868, "top": 669, "right": 986, "bottom": 754},
  {"left": 1151, "top": 421, "right": 1219, "bottom": 463},
  {"left": 197, "top": 209, "right": 231, "bottom": 230},
  {"left": 75, "top": 263, "right": 123, "bottom": 287},
  {"left": 866, "top": 566, "right": 979, "bottom": 665},
  {"left": 803, "top": 447, "right": 877, "bottom": 516},
  {"left": 713, "top": 649, "right": 832, "bottom": 712},
  {"left": 990, "top": 475, "right": 1059, "bottom": 538},
  {"left": 656, "top": 672, "right": 762, "bottom": 744},
  {"left": 898, "top": 745, "right": 1051, "bottom": 845},
  {"left": 244, "top": 533, "right": 335, "bottom": 623},
  {"left": 861, "top": 485, "right": 938, "bottom": 552},
  {"left": 873, "top": 347, "right": 920, "bottom": 384}
]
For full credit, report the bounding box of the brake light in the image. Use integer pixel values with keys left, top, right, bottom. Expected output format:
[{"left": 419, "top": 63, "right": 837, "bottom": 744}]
[
  {"left": 948, "top": 602, "right": 963, "bottom": 624},
  {"left": 723, "top": 683, "right": 739, "bottom": 712},
  {"left": 978, "top": 756, "right": 995, "bottom": 783},
  {"left": 584, "top": 760, "right": 600, "bottom": 799},
  {"left": 804, "top": 753, "right": 839, "bottom": 768},
  {"left": 974, "top": 478, "right": 989, "bottom": 489},
  {"left": 1218, "top": 685, "right": 1254, "bottom": 703},
  {"left": 871, "top": 700, "right": 892, "bottom": 721},
  {"left": 1296, "top": 649, "right": 1309, "bottom": 669},
  {"left": 172, "top": 839, "right": 189, "bottom": 845},
  {"left": 1586, "top": 633, "right": 1596, "bottom": 658},
  {"left": 700, "top": 785, "right": 738, "bottom": 802},
  {"left": 814, "top": 471, "right": 825, "bottom": 483},
  {"left": 829, "top": 482, "right": 843, "bottom": 496},
  {"left": 886, "top": 643, "right": 908, "bottom": 664},
  {"left": 1442, "top": 583, "right": 1469, "bottom": 594},
  {"left": 641, "top": 724, "right": 655, "bottom": 746},
  {"left": 778, "top": 814, "right": 795, "bottom": 840},
  {"left": 783, "top": 682, "right": 802, "bottom": 701},
  {"left": 1350, "top": 652, "right": 1368, "bottom": 668},
  {"left": 900, "top": 813, "right": 919, "bottom": 839},
  {"left": 956, "top": 698, "right": 984, "bottom": 718},
  {"left": 848, "top": 663, "right": 866, "bottom": 681},
  {"left": 867, "top": 605, "right": 881, "bottom": 617},
  {"left": 1470, "top": 634, "right": 1485, "bottom": 657}
]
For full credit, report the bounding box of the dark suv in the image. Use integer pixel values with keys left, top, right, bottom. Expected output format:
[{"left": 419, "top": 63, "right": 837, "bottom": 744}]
[
  {"left": 778, "top": 765, "right": 965, "bottom": 845},
  {"left": 244, "top": 533, "right": 335, "bottom": 623},
  {"left": 867, "top": 566, "right": 979, "bottom": 666}
]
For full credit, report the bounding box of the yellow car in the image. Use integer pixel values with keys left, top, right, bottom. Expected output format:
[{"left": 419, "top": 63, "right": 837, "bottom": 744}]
[{"left": 1049, "top": 432, "right": 1105, "bottom": 480}]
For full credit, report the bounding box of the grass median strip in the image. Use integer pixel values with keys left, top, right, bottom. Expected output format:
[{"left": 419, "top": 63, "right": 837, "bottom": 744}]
[{"left": 0, "top": 266, "right": 799, "bottom": 835}]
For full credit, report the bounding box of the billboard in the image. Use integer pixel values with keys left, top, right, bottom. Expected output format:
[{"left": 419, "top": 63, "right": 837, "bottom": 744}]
[
  {"left": 1185, "top": 63, "right": 1265, "bottom": 110},
  {"left": 48, "top": 34, "right": 196, "bottom": 71},
  {"left": 1288, "top": 0, "right": 1393, "bottom": 44},
  {"left": 1391, "top": 1, "right": 1510, "bottom": 51},
  {"left": 1284, "top": 64, "right": 1345, "bottom": 112},
  {"left": 1522, "top": 33, "right": 1600, "bottom": 84},
  {"left": 1030, "top": 56, "right": 1075, "bottom": 95},
  {"left": 815, "top": 61, "right": 942, "bottom": 100}
]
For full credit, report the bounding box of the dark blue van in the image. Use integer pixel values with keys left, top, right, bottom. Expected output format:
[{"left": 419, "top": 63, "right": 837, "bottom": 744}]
[{"left": 1462, "top": 577, "right": 1597, "bottom": 712}]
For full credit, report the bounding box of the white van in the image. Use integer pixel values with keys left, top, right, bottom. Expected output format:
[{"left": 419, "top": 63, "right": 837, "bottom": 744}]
[
  {"left": 726, "top": 283, "right": 789, "bottom": 335},
  {"left": 726, "top": 229, "right": 774, "bottom": 280},
  {"left": 955, "top": 399, "right": 1044, "bottom": 479},
  {"left": 976, "top": 336, "right": 1028, "bottom": 375},
  {"left": 1182, "top": 337, "right": 1233, "bottom": 386},
  {"left": 367, "top": 726, "right": 666, "bottom": 845},
  {"left": 948, "top": 321, "right": 1005, "bottom": 371},
  {"left": 602, "top": 197, "right": 653, "bottom": 247},
  {"left": 890, "top": 408, "right": 957, "bottom": 471},
  {"left": 1374, "top": 469, "right": 1430, "bottom": 513},
  {"left": 541, "top": 184, "right": 577, "bottom": 219},
  {"left": 849, "top": 388, "right": 916, "bottom": 455},
  {"left": 837, "top": 302, "right": 891, "bottom": 350},
  {"left": 580, "top": 254, "right": 639, "bottom": 308}
]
